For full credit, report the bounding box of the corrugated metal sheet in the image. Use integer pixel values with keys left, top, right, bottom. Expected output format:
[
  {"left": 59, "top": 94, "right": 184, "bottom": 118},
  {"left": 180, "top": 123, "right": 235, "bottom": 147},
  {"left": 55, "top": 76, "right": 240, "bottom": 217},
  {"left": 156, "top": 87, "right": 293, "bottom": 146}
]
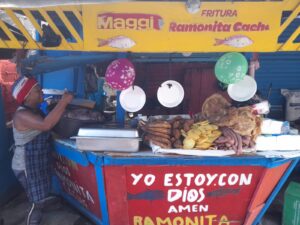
[{"left": 255, "top": 52, "right": 300, "bottom": 119}]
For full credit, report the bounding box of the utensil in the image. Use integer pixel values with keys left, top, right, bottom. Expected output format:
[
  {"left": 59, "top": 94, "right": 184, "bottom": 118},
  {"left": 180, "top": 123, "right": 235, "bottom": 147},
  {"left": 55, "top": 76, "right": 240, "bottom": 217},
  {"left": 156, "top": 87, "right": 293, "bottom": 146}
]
[
  {"left": 157, "top": 80, "right": 184, "bottom": 108},
  {"left": 119, "top": 85, "right": 146, "bottom": 112}
]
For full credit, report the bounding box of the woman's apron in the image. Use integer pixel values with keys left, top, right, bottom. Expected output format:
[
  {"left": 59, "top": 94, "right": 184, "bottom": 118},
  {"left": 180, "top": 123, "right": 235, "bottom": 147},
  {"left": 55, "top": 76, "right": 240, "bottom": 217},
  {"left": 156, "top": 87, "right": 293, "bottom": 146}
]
[{"left": 24, "top": 131, "right": 51, "bottom": 203}]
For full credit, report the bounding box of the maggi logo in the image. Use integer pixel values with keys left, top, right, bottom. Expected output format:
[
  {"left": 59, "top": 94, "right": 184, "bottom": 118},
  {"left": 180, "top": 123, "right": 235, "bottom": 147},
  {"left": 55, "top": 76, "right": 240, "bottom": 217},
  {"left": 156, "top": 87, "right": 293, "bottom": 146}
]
[{"left": 97, "top": 13, "right": 163, "bottom": 30}]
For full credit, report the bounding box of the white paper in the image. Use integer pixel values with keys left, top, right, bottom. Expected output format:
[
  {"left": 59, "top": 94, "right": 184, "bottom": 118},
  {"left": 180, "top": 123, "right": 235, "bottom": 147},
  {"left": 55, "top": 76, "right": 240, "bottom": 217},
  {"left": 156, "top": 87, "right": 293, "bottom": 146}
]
[
  {"left": 256, "top": 135, "right": 300, "bottom": 151},
  {"left": 261, "top": 119, "right": 283, "bottom": 135},
  {"left": 256, "top": 150, "right": 300, "bottom": 158},
  {"left": 155, "top": 149, "right": 236, "bottom": 157}
]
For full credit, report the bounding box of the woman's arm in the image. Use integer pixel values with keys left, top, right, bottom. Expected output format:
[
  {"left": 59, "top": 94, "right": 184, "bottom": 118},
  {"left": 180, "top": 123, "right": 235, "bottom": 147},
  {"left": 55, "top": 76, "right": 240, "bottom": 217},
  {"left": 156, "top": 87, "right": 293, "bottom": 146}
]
[{"left": 14, "top": 93, "right": 73, "bottom": 131}]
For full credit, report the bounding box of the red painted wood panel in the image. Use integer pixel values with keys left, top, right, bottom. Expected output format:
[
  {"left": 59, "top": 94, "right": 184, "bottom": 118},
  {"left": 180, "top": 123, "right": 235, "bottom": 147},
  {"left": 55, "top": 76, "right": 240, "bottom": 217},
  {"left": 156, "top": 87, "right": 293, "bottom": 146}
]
[
  {"left": 104, "top": 166, "right": 129, "bottom": 225},
  {"left": 184, "top": 68, "right": 230, "bottom": 114},
  {"left": 243, "top": 204, "right": 264, "bottom": 225},
  {"left": 105, "top": 165, "right": 265, "bottom": 225},
  {"left": 247, "top": 162, "right": 290, "bottom": 212},
  {"left": 52, "top": 153, "right": 102, "bottom": 218}
]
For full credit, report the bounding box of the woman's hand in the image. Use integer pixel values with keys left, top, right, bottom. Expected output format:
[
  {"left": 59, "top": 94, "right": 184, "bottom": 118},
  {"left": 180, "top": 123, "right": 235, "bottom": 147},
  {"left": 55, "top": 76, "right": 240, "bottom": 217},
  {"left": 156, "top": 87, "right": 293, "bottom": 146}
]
[
  {"left": 14, "top": 91, "right": 74, "bottom": 132},
  {"left": 61, "top": 92, "right": 74, "bottom": 104},
  {"left": 249, "top": 59, "right": 260, "bottom": 78},
  {"left": 250, "top": 60, "right": 260, "bottom": 71}
]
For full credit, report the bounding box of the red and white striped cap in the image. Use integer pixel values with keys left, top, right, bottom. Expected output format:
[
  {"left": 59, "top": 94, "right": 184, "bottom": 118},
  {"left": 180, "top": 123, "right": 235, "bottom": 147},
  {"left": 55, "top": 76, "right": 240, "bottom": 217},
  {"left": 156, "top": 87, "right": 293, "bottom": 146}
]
[{"left": 12, "top": 76, "right": 38, "bottom": 104}]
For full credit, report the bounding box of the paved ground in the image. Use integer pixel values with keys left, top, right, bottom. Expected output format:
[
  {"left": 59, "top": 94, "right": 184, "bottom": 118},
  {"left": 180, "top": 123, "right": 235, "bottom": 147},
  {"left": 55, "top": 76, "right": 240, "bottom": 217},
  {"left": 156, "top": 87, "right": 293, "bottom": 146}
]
[
  {"left": 0, "top": 191, "right": 283, "bottom": 225},
  {"left": 0, "top": 192, "right": 92, "bottom": 225}
]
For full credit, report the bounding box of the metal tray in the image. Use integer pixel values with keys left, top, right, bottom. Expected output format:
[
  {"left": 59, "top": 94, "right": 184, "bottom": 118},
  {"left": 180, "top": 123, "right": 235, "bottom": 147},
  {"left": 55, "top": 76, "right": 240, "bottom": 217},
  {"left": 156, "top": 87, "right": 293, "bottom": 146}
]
[
  {"left": 71, "top": 136, "right": 140, "bottom": 152},
  {"left": 77, "top": 127, "right": 138, "bottom": 138}
]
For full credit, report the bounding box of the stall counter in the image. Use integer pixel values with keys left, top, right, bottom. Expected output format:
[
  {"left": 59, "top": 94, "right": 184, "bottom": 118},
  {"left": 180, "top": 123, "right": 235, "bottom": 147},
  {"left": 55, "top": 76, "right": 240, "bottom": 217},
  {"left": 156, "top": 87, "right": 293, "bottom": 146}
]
[{"left": 52, "top": 139, "right": 299, "bottom": 225}]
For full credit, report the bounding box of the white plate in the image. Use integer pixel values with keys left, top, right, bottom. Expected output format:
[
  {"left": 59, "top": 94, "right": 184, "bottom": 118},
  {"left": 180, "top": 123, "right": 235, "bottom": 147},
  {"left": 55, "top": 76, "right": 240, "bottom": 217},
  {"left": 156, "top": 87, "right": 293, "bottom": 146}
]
[
  {"left": 157, "top": 80, "right": 184, "bottom": 108},
  {"left": 227, "top": 75, "right": 257, "bottom": 102},
  {"left": 119, "top": 86, "right": 146, "bottom": 112}
]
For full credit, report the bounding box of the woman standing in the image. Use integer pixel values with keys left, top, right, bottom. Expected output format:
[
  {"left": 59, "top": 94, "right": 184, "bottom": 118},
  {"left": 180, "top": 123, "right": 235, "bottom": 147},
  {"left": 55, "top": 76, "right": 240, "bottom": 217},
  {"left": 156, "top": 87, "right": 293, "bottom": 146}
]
[{"left": 11, "top": 76, "right": 73, "bottom": 225}]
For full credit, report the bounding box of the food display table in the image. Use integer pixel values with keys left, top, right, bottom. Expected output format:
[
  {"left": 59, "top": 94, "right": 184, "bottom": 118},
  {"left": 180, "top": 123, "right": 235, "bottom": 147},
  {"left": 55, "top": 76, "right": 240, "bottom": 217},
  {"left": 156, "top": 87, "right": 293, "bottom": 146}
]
[{"left": 52, "top": 139, "right": 299, "bottom": 225}]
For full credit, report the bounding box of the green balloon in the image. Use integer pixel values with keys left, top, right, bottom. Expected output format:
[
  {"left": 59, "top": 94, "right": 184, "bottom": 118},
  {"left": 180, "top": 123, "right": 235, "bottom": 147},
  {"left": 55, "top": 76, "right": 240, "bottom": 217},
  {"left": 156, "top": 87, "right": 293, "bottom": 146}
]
[{"left": 215, "top": 52, "right": 248, "bottom": 84}]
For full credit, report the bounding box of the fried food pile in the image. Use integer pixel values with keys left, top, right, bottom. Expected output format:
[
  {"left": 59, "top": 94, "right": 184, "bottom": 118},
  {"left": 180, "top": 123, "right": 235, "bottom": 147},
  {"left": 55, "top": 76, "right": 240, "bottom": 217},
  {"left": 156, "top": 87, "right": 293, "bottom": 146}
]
[
  {"left": 142, "top": 116, "right": 194, "bottom": 149},
  {"left": 181, "top": 120, "right": 221, "bottom": 150},
  {"left": 202, "top": 94, "right": 231, "bottom": 123},
  {"left": 214, "top": 127, "right": 255, "bottom": 155},
  {"left": 202, "top": 94, "right": 261, "bottom": 142},
  {"left": 141, "top": 94, "right": 262, "bottom": 154}
]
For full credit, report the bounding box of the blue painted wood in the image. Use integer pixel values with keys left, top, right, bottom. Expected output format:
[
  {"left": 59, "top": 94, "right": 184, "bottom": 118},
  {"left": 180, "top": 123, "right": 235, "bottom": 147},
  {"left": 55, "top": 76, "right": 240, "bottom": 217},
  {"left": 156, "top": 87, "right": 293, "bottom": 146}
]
[
  {"left": 55, "top": 140, "right": 287, "bottom": 169},
  {"left": 53, "top": 141, "right": 89, "bottom": 167},
  {"left": 86, "top": 152, "right": 104, "bottom": 166},
  {"left": 103, "top": 155, "right": 290, "bottom": 168},
  {"left": 95, "top": 165, "right": 109, "bottom": 225}
]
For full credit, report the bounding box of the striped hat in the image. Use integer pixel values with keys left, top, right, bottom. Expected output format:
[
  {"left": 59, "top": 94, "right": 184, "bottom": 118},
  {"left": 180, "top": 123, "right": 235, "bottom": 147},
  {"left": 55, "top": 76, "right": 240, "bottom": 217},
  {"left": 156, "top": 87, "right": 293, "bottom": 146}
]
[{"left": 12, "top": 76, "right": 38, "bottom": 104}]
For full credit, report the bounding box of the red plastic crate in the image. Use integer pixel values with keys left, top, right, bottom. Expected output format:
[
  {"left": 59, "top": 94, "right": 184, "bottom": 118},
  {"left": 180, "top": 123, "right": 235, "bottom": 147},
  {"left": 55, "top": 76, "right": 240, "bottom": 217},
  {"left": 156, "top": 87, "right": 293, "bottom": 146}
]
[{"left": 0, "top": 60, "right": 18, "bottom": 84}]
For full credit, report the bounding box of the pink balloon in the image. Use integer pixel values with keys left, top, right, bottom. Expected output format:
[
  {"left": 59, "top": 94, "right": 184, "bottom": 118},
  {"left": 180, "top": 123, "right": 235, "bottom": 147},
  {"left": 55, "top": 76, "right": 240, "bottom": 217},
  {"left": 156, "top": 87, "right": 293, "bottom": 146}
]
[{"left": 105, "top": 58, "right": 136, "bottom": 90}]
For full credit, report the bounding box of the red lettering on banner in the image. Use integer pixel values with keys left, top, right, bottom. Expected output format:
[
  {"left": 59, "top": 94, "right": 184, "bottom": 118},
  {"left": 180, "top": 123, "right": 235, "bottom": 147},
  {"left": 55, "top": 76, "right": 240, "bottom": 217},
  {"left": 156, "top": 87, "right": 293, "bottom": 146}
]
[
  {"left": 169, "top": 21, "right": 270, "bottom": 33},
  {"left": 98, "top": 13, "right": 163, "bottom": 30},
  {"left": 169, "top": 22, "right": 231, "bottom": 32},
  {"left": 201, "top": 9, "right": 238, "bottom": 17},
  {"left": 233, "top": 22, "right": 270, "bottom": 31}
]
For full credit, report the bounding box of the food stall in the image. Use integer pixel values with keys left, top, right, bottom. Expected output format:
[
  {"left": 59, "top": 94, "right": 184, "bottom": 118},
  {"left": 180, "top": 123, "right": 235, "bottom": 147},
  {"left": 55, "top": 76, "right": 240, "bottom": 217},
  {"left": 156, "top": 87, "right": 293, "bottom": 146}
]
[{"left": 1, "top": 1, "right": 300, "bottom": 225}]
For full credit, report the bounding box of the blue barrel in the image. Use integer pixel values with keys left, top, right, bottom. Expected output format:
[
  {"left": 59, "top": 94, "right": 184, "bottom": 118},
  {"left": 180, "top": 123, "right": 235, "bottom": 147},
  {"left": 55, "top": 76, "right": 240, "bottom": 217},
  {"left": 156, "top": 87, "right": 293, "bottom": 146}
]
[{"left": 0, "top": 87, "right": 20, "bottom": 206}]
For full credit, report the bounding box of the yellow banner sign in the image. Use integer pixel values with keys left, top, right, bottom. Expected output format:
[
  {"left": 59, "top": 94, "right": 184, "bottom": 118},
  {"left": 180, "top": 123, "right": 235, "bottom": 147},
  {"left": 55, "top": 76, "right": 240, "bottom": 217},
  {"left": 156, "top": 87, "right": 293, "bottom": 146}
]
[{"left": 83, "top": 2, "right": 287, "bottom": 52}]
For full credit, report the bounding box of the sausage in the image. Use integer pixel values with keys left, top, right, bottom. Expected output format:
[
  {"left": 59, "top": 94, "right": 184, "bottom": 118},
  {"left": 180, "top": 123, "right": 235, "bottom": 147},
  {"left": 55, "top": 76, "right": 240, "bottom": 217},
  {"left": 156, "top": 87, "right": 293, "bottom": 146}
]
[
  {"left": 221, "top": 127, "right": 236, "bottom": 148},
  {"left": 144, "top": 136, "right": 170, "bottom": 149},
  {"left": 170, "top": 116, "right": 183, "bottom": 124},
  {"left": 172, "top": 120, "right": 181, "bottom": 129},
  {"left": 173, "top": 140, "right": 183, "bottom": 149},
  {"left": 242, "top": 136, "right": 251, "bottom": 146},
  {"left": 151, "top": 140, "right": 171, "bottom": 149},
  {"left": 146, "top": 127, "right": 171, "bottom": 135},
  {"left": 183, "top": 119, "right": 194, "bottom": 132},
  {"left": 235, "top": 133, "right": 243, "bottom": 155},
  {"left": 171, "top": 137, "right": 176, "bottom": 143},
  {"left": 249, "top": 140, "right": 256, "bottom": 148},
  {"left": 172, "top": 129, "right": 181, "bottom": 139},
  {"left": 225, "top": 143, "right": 232, "bottom": 148},
  {"left": 148, "top": 121, "right": 171, "bottom": 129},
  {"left": 226, "top": 128, "right": 238, "bottom": 151},
  {"left": 145, "top": 134, "right": 171, "bottom": 146},
  {"left": 146, "top": 130, "right": 171, "bottom": 140},
  {"left": 214, "top": 136, "right": 228, "bottom": 144}
]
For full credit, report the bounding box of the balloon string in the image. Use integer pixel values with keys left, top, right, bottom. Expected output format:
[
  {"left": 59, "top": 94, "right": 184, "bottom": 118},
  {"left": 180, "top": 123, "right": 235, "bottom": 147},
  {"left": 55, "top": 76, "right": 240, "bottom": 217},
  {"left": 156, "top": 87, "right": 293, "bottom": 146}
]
[{"left": 168, "top": 53, "right": 172, "bottom": 87}]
